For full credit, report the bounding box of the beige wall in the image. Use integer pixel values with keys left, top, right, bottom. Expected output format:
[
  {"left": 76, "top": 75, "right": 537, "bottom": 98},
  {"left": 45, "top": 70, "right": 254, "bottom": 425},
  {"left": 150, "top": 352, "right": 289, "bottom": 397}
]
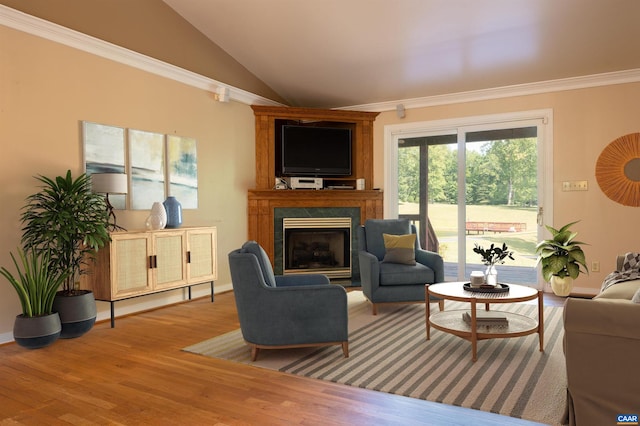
[
  {"left": 3, "top": 10, "right": 640, "bottom": 342},
  {"left": 0, "top": 25, "right": 255, "bottom": 341},
  {"left": 373, "top": 83, "right": 640, "bottom": 294}
]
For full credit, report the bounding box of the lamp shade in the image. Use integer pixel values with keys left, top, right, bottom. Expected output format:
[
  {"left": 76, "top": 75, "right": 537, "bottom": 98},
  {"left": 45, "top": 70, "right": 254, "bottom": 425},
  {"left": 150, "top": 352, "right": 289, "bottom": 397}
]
[{"left": 91, "top": 173, "right": 128, "bottom": 194}]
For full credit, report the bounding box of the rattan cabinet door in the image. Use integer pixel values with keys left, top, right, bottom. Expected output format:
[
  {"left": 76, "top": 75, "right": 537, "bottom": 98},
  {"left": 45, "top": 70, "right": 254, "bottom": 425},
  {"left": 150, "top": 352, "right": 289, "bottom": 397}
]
[
  {"left": 186, "top": 227, "right": 217, "bottom": 283},
  {"left": 153, "top": 231, "right": 187, "bottom": 290},
  {"left": 111, "top": 233, "right": 153, "bottom": 298}
]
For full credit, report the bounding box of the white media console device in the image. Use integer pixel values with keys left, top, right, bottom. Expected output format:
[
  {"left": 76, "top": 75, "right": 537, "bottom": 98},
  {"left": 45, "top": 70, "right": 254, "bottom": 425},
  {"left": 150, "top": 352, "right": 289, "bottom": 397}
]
[{"left": 290, "top": 177, "right": 323, "bottom": 190}]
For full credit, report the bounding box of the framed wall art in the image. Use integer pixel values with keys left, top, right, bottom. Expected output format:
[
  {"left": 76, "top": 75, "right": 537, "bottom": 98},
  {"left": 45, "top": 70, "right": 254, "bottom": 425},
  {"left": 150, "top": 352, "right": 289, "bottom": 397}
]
[
  {"left": 82, "top": 121, "right": 126, "bottom": 209},
  {"left": 167, "top": 135, "right": 198, "bottom": 209},
  {"left": 82, "top": 121, "right": 198, "bottom": 210}
]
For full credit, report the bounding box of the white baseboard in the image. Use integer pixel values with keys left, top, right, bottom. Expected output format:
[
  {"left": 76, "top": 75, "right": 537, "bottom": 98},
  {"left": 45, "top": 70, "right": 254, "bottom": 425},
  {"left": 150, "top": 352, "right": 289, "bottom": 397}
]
[
  {"left": 0, "top": 281, "right": 234, "bottom": 346},
  {"left": 542, "top": 282, "right": 598, "bottom": 297},
  {"left": 0, "top": 331, "right": 13, "bottom": 345},
  {"left": 569, "top": 286, "right": 599, "bottom": 297}
]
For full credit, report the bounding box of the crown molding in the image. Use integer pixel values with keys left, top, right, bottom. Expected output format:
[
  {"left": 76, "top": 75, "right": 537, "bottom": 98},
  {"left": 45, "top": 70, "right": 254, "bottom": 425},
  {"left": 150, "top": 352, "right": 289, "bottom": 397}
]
[
  {"left": 4, "top": 4, "right": 639, "bottom": 112},
  {"left": 341, "top": 68, "right": 640, "bottom": 113},
  {"left": 0, "top": 5, "right": 283, "bottom": 107}
]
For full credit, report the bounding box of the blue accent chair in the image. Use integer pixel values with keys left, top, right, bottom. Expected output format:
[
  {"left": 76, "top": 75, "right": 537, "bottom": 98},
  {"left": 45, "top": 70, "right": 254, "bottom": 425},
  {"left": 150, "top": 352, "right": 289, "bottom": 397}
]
[
  {"left": 228, "top": 241, "right": 349, "bottom": 361},
  {"left": 358, "top": 219, "right": 445, "bottom": 314}
]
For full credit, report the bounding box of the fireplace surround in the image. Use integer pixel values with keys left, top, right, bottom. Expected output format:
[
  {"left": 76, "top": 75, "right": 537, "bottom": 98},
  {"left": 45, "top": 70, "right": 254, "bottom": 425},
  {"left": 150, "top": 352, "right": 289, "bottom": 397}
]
[{"left": 248, "top": 189, "right": 383, "bottom": 282}]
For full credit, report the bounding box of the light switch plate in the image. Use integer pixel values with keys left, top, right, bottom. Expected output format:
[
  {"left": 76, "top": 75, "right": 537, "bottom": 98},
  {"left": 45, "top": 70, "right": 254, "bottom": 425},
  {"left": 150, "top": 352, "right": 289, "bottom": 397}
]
[{"left": 562, "top": 180, "right": 588, "bottom": 191}]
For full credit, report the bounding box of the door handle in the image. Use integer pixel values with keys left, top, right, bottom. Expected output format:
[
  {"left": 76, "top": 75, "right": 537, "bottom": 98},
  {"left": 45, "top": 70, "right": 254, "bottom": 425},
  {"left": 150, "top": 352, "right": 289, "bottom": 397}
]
[{"left": 537, "top": 206, "right": 543, "bottom": 226}]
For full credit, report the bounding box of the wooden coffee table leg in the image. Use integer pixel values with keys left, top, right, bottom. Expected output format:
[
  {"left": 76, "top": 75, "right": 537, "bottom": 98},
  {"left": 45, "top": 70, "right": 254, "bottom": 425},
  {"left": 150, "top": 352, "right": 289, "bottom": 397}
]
[
  {"left": 538, "top": 290, "right": 544, "bottom": 352},
  {"left": 425, "top": 285, "right": 431, "bottom": 340},
  {"left": 471, "top": 301, "right": 478, "bottom": 362}
]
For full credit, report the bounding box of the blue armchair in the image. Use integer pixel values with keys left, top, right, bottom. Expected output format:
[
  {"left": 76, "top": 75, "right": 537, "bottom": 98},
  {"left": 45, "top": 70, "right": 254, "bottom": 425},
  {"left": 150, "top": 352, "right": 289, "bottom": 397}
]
[
  {"left": 228, "top": 241, "right": 349, "bottom": 361},
  {"left": 358, "top": 219, "right": 444, "bottom": 314}
]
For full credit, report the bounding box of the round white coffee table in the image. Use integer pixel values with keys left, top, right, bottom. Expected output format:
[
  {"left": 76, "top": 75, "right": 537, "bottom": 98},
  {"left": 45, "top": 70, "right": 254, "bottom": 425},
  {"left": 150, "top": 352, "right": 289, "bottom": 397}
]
[{"left": 425, "top": 282, "right": 544, "bottom": 362}]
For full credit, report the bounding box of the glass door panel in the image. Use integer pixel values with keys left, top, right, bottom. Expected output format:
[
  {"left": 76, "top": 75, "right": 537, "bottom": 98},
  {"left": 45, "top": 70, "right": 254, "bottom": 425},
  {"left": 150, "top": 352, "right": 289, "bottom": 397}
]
[
  {"left": 398, "top": 134, "right": 458, "bottom": 275},
  {"left": 463, "top": 128, "right": 538, "bottom": 285},
  {"left": 398, "top": 126, "right": 539, "bottom": 285}
]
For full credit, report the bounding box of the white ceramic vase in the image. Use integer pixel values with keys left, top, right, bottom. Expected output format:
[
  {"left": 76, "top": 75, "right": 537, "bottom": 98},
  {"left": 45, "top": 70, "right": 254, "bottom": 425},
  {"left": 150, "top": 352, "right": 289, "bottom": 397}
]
[
  {"left": 550, "top": 275, "right": 573, "bottom": 297},
  {"left": 146, "top": 202, "right": 167, "bottom": 230}
]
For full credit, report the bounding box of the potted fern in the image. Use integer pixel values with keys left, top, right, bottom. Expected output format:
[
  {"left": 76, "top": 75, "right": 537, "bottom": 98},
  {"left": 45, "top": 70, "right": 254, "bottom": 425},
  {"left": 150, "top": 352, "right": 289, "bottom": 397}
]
[
  {"left": 0, "top": 249, "right": 68, "bottom": 348},
  {"left": 21, "top": 170, "right": 111, "bottom": 338},
  {"left": 535, "top": 221, "right": 588, "bottom": 296}
]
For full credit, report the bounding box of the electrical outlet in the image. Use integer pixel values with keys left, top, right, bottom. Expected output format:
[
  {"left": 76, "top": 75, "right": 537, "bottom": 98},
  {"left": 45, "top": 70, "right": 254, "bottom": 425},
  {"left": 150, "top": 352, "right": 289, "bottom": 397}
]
[
  {"left": 592, "top": 261, "right": 600, "bottom": 272},
  {"left": 575, "top": 180, "right": 588, "bottom": 191}
]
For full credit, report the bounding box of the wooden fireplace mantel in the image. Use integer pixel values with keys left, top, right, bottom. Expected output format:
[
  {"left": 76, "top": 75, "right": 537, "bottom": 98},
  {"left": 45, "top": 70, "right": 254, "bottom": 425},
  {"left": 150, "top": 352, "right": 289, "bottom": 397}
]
[{"left": 248, "top": 106, "right": 383, "bottom": 266}]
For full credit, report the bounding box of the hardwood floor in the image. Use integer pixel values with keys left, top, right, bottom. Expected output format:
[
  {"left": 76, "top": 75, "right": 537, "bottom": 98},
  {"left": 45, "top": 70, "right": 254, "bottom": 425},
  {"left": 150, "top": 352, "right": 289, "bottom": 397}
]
[{"left": 0, "top": 291, "right": 565, "bottom": 425}]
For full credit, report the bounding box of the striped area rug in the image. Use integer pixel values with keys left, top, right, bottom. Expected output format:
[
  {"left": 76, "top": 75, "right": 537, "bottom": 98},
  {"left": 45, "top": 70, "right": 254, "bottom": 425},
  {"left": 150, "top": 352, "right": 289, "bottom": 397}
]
[{"left": 184, "top": 291, "right": 566, "bottom": 426}]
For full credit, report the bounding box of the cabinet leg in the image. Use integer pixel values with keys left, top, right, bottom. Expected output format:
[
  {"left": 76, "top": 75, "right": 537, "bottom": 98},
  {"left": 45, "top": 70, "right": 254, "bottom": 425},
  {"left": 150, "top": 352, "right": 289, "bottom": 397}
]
[{"left": 110, "top": 302, "right": 115, "bottom": 328}]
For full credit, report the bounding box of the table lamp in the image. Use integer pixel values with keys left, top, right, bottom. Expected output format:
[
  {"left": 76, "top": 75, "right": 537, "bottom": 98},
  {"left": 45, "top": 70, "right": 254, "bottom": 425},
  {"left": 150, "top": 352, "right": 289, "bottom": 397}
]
[{"left": 91, "top": 173, "right": 128, "bottom": 231}]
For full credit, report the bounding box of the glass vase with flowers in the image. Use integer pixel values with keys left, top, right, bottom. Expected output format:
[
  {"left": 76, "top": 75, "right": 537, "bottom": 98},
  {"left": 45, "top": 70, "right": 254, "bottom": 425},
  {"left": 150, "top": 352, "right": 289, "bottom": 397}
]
[{"left": 473, "top": 242, "right": 514, "bottom": 286}]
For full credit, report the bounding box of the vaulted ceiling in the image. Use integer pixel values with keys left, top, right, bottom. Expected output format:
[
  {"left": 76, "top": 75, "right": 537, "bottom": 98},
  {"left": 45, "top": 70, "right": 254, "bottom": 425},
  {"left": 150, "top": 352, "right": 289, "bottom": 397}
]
[{"left": 163, "top": 0, "right": 640, "bottom": 108}]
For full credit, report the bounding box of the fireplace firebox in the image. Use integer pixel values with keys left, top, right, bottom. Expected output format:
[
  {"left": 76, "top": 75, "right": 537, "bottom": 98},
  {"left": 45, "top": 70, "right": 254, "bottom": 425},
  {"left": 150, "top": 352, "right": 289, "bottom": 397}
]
[{"left": 283, "top": 217, "right": 352, "bottom": 279}]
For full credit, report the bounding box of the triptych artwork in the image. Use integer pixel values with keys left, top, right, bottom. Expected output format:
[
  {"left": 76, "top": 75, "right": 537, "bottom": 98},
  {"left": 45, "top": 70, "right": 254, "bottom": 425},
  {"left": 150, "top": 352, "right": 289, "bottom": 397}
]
[{"left": 82, "top": 121, "right": 198, "bottom": 210}]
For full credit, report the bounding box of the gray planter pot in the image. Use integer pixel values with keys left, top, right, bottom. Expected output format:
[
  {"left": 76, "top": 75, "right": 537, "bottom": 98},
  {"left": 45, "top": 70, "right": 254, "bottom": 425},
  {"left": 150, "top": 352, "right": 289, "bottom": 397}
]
[
  {"left": 53, "top": 290, "right": 97, "bottom": 339},
  {"left": 13, "top": 312, "right": 61, "bottom": 349}
]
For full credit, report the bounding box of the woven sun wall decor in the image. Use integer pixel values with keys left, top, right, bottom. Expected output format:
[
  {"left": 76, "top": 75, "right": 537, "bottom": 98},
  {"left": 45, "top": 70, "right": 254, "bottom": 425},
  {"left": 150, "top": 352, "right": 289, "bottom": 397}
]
[{"left": 595, "top": 132, "right": 640, "bottom": 207}]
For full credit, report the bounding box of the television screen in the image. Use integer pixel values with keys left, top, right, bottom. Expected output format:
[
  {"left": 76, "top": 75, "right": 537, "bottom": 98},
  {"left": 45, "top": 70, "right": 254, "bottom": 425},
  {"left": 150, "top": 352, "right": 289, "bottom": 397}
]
[{"left": 281, "top": 125, "right": 352, "bottom": 176}]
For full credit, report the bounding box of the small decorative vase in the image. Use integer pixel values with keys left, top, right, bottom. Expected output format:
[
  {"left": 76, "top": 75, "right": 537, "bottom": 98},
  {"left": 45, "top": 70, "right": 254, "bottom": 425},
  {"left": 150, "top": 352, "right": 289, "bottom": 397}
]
[
  {"left": 145, "top": 202, "right": 167, "bottom": 230},
  {"left": 550, "top": 275, "right": 573, "bottom": 297},
  {"left": 485, "top": 265, "right": 498, "bottom": 286},
  {"left": 163, "top": 196, "right": 183, "bottom": 228}
]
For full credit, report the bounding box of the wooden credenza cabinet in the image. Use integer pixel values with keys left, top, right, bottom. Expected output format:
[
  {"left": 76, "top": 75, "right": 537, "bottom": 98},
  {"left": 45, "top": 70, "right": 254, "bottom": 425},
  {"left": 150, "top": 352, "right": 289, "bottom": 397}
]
[{"left": 81, "top": 226, "right": 217, "bottom": 327}]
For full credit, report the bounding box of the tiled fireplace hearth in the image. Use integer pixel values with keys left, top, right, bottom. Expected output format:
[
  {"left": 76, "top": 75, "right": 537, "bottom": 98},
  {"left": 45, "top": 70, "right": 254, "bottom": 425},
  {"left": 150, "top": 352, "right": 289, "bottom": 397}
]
[{"left": 247, "top": 189, "right": 384, "bottom": 282}]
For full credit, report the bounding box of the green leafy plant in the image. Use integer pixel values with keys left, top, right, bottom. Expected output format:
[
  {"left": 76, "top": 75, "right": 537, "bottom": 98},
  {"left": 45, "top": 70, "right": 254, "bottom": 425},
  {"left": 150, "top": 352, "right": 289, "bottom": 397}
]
[
  {"left": 20, "top": 170, "right": 110, "bottom": 294},
  {"left": 535, "top": 221, "right": 588, "bottom": 281},
  {"left": 0, "top": 249, "right": 69, "bottom": 317},
  {"left": 473, "top": 242, "right": 514, "bottom": 266}
]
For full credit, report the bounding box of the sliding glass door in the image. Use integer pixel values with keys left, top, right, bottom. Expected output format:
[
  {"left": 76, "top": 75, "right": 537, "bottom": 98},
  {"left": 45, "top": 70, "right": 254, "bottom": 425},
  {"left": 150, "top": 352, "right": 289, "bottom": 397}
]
[{"left": 386, "top": 111, "right": 552, "bottom": 288}]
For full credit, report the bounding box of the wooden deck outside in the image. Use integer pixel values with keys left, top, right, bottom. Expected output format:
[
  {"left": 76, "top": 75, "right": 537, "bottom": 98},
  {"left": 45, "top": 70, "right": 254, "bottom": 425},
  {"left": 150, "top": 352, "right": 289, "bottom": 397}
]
[{"left": 444, "top": 262, "right": 537, "bottom": 285}]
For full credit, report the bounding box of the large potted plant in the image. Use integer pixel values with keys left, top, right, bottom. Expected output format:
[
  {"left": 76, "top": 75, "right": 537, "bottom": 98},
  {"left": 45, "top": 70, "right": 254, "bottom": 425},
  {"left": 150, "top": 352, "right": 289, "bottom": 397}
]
[
  {"left": 0, "top": 249, "right": 68, "bottom": 348},
  {"left": 21, "top": 170, "right": 111, "bottom": 338},
  {"left": 535, "top": 221, "right": 588, "bottom": 296}
]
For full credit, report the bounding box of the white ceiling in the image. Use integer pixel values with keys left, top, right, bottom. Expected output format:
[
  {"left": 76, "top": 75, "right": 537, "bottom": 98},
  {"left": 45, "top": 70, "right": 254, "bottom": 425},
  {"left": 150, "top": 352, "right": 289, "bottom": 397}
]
[{"left": 163, "top": 0, "right": 640, "bottom": 109}]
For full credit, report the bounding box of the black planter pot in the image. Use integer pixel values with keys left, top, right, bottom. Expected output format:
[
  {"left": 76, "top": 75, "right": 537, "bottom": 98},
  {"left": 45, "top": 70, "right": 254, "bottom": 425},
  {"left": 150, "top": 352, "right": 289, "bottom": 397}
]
[
  {"left": 13, "top": 312, "right": 61, "bottom": 349},
  {"left": 53, "top": 290, "right": 97, "bottom": 339}
]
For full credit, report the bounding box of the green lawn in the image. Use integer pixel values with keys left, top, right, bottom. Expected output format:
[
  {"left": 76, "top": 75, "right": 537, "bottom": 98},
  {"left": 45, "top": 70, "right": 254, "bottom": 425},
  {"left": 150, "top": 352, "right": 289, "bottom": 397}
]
[{"left": 399, "top": 203, "right": 538, "bottom": 267}]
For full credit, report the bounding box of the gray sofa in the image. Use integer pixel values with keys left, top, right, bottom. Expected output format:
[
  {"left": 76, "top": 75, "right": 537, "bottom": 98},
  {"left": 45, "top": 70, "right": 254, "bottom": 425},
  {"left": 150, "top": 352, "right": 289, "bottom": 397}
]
[{"left": 563, "top": 255, "right": 640, "bottom": 426}]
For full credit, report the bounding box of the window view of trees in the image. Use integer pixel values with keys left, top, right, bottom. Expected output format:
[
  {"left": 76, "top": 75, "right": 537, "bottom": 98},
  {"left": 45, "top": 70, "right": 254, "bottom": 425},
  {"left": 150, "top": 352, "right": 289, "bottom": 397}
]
[{"left": 398, "top": 138, "right": 537, "bottom": 206}]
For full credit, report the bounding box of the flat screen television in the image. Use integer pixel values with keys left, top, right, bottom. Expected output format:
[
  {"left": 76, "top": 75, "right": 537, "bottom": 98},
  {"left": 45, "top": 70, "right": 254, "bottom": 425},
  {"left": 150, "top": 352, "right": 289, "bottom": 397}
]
[{"left": 281, "top": 125, "right": 352, "bottom": 176}]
